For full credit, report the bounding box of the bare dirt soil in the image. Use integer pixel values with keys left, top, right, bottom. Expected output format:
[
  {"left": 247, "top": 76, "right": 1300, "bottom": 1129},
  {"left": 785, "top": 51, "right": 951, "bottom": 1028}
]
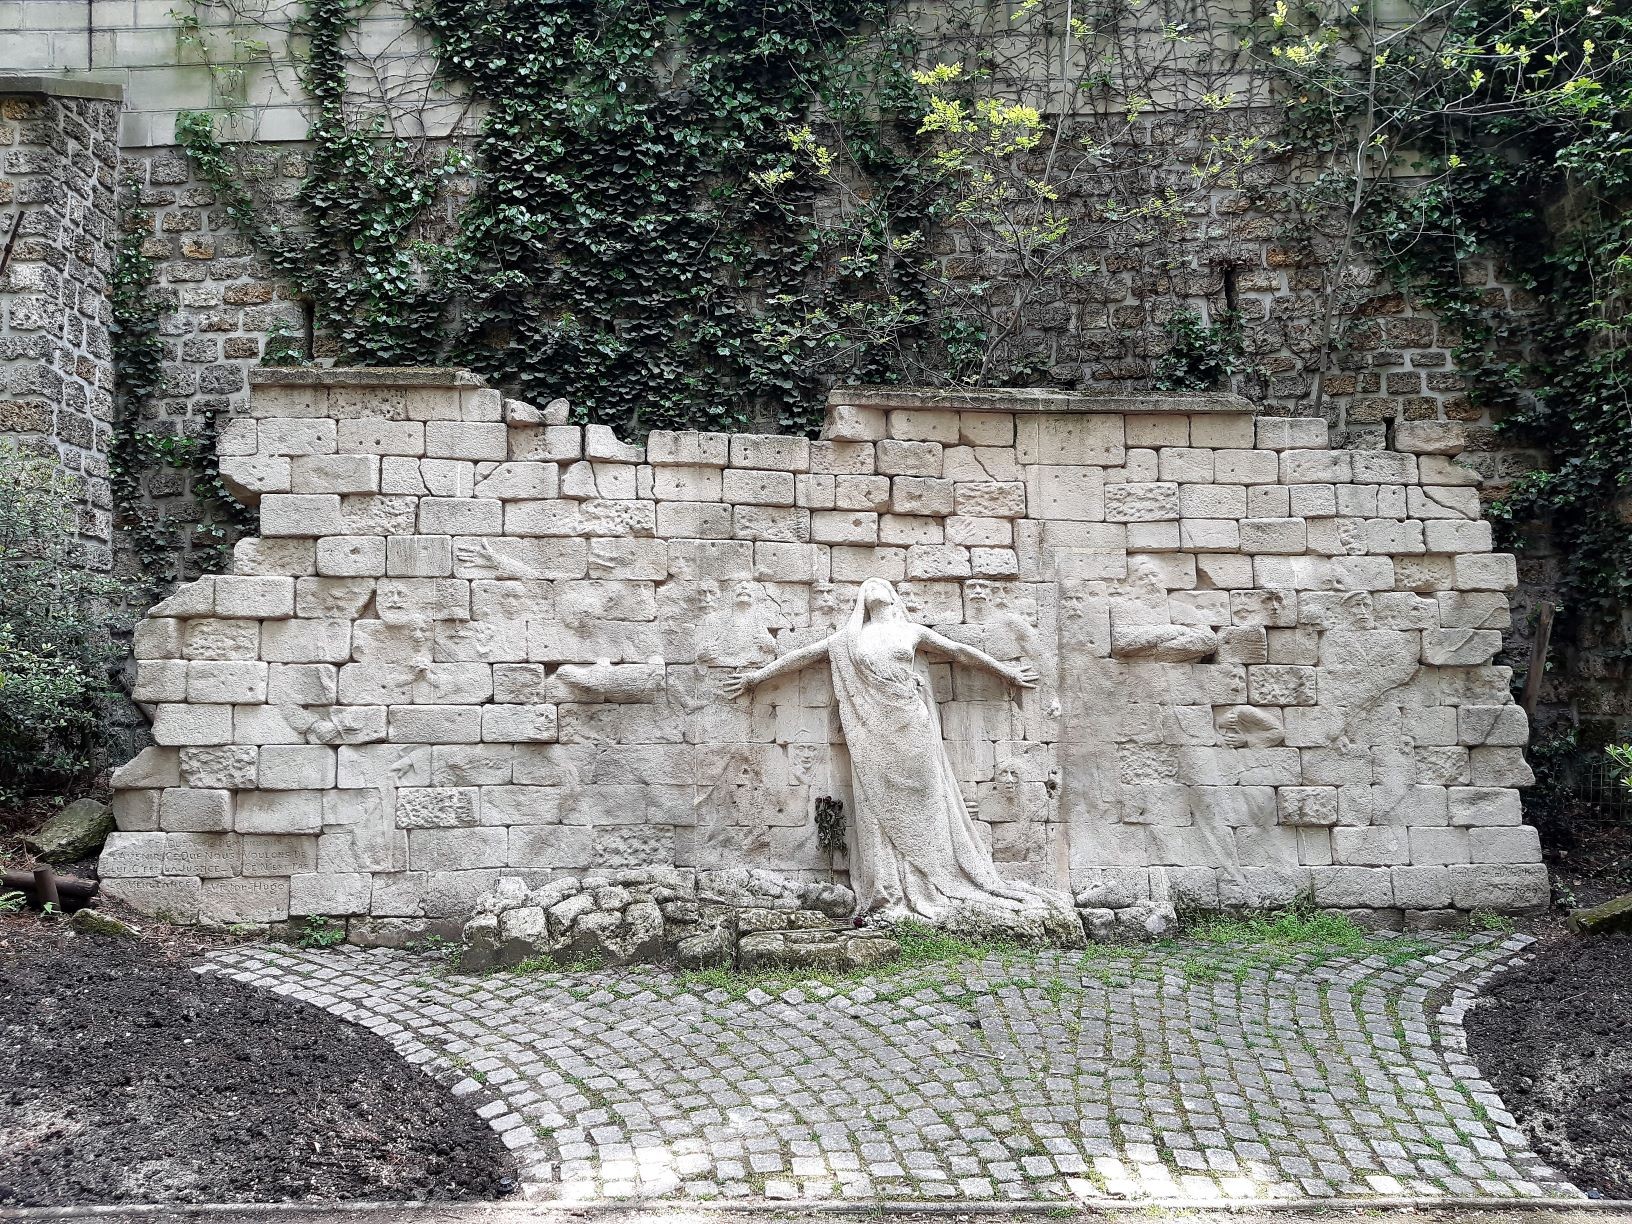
[
  {"left": 1467, "top": 931, "right": 1632, "bottom": 1200},
  {"left": 0, "top": 918, "right": 516, "bottom": 1208}
]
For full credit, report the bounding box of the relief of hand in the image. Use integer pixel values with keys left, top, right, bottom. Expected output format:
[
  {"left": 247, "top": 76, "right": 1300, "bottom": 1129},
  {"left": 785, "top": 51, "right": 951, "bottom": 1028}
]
[
  {"left": 1007, "top": 660, "right": 1040, "bottom": 688},
  {"left": 720, "top": 671, "right": 752, "bottom": 699}
]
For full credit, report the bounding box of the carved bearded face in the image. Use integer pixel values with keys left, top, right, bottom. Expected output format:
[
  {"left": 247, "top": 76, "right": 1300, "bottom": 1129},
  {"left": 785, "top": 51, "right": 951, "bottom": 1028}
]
[{"left": 1129, "top": 557, "right": 1165, "bottom": 598}]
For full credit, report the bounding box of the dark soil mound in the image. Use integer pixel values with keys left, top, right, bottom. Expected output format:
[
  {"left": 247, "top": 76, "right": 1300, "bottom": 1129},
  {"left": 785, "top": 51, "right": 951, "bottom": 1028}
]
[
  {"left": 0, "top": 923, "right": 515, "bottom": 1207},
  {"left": 1467, "top": 932, "right": 1632, "bottom": 1199}
]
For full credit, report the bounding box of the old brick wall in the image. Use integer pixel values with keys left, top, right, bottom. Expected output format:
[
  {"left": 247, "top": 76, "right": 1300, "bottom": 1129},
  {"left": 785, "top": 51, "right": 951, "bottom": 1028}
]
[{"left": 0, "top": 78, "right": 123, "bottom": 566}]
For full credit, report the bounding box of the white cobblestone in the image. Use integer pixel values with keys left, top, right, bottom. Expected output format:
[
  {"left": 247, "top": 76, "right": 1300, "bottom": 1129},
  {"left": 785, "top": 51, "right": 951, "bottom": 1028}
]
[{"left": 203, "top": 932, "right": 1576, "bottom": 1205}]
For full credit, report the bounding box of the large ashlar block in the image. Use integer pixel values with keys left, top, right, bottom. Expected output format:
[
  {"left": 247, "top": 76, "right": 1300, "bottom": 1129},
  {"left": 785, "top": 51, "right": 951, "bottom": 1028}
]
[
  {"left": 259, "top": 418, "right": 337, "bottom": 457},
  {"left": 647, "top": 430, "right": 730, "bottom": 466},
  {"left": 105, "top": 375, "right": 1548, "bottom": 924},
  {"left": 811, "top": 440, "right": 877, "bottom": 474},
  {"left": 291, "top": 454, "right": 380, "bottom": 495},
  {"left": 1255, "top": 417, "right": 1327, "bottom": 450},
  {"left": 201, "top": 876, "right": 288, "bottom": 924},
  {"left": 261, "top": 494, "right": 345, "bottom": 537},
  {"left": 234, "top": 538, "right": 318, "bottom": 576},
  {"left": 219, "top": 455, "right": 290, "bottom": 504},
  {"left": 242, "top": 835, "right": 319, "bottom": 877},
  {"left": 338, "top": 419, "right": 425, "bottom": 455},
  {"left": 875, "top": 440, "right": 942, "bottom": 477},
  {"left": 213, "top": 576, "right": 296, "bottom": 620},
  {"left": 1016, "top": 414, "right": 1124, "bottom": 466}
]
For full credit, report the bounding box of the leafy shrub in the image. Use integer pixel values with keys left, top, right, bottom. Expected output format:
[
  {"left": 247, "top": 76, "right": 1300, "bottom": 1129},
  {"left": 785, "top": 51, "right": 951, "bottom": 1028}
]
[
  {"left": 1153, "top": 308, "right": 1246, "bottom": 393},
  {"left": 1608, "top": 745, "right": 1632, "bottom": 790},
  {"left": 0, "top": 447, "right": 123, "bottom": 802},
  {"left": 296, "top": 915, "right": 347, "bottom": 948}
]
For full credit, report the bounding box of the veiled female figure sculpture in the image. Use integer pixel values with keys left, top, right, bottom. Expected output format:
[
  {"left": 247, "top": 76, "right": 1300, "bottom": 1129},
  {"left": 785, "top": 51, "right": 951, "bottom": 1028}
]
[{"left": 722, "top": 578, "right": 1080, "bottom": 941}]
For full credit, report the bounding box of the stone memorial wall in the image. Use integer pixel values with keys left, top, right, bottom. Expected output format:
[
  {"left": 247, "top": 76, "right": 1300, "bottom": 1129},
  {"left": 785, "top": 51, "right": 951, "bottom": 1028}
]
[{"left": 100, "top": 369, "right": 1547, "bottom": 933}]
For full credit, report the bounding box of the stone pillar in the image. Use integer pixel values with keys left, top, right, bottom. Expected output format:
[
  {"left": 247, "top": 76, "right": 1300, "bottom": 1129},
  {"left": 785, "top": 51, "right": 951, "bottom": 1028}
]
[{"left": 0, "top": 75, "right": 124, "bottom": 569}]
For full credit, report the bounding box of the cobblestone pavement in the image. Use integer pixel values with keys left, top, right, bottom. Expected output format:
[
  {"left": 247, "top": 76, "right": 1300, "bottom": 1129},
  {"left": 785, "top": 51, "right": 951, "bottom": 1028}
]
[{"left": 203, "top": 931, "right": 1576, "bottom": 1205}]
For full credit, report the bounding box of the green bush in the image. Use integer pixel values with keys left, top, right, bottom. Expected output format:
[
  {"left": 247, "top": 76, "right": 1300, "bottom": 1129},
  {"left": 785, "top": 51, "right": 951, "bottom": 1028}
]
[{"left": 0, "top": 447, "right": 123, "bottom": 802}]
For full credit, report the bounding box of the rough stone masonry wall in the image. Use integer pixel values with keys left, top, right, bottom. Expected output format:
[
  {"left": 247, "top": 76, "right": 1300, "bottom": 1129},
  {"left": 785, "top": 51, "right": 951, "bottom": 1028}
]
[
  {"left": 0, "top": 78, "right": 124, "bottom": 565},
  {"left": 99, "top": 369, "right": 1548, "bottom": 932}
]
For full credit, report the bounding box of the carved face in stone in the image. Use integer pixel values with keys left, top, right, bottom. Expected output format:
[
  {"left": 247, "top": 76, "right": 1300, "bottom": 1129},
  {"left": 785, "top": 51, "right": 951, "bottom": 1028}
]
[
  {"left": 697, "top": 582, "right": 720, "bottom": 614},
  {"left": 1060, "top": 583, "right": 1084, "bottom": 620},
  {"left": 374, "top": 581, "right": 411, "bottom": 622},
  {"left": 814, "top": 583, "right": 839, "bottom": 613},
  {"left": 788, "top": 742, "right": 822, "bottom": 783},
  {"left": 860, "top": 577, "right": 899, "bottom": 619},
  {"left": 1129, "top": 557, "right": 1166, "bottom": 599},
  {"left": 897, "top": 582, "right": 925, "bottom": 616},
  {"left": 485, "top": 581, "right": 530, "bottom": 621},
  {"left": 733, "top": 580, "right": 757, "bottom": 609},
  {"left": 1341, "top": 590, "right": 1377, "bottom": 630},
  {"left": 445, "top": 621, "right": 495, "bottom": 659}
]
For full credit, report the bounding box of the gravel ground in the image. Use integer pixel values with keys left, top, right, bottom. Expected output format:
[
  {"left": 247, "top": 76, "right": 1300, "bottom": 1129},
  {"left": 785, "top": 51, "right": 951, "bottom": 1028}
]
[
  {"left": 0, "top": 917, "right": 516, "bottom": 1208},
  {"left": 1467, "top": 931, "right": 1632, "bottom": 1200}
]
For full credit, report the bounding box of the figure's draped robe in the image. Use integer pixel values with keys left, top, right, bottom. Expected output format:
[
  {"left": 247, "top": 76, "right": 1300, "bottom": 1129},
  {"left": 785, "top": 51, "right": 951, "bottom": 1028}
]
[{"left": 828, "top": 619, "right": 1066, "bottom": 920}]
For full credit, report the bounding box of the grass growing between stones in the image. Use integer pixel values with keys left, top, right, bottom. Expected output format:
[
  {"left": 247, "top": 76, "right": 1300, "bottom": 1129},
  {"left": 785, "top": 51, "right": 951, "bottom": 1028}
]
[
  {"left": 1173, "top": 902, "right": 1432, "bottom": 983},
  {"left": 674, "top": 920, "right": 1033, "bottom": 1000},
  {"left": 407, "top": 908, "right": 1438, "bottom": 1000}
]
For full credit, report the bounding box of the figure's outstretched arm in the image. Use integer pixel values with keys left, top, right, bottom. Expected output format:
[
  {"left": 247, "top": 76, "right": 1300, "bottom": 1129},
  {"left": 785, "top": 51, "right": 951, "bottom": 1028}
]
[
  {"left": 720, "top": 635, "right": 834, "bottom": 698},
  {"left": 918, "top": 627, "right": 1039, "bottom": 688}
]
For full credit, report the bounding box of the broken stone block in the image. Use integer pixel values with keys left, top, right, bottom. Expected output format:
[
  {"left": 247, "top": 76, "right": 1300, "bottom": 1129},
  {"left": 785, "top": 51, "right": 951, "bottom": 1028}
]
[
  {"left": 676, "top": 924, "right": 733, "bottom": 969},
  {"left": 737, "top": 928, "right": 899, "bottom": 971},
  {"left": 460, "top": 911, "right": 501, "bottom": 971},
  {"left": 69, "top": 908, "right": 141, "bottom": 938},
  {"left": 1567, "top": 892, "right": 1632, "bottom": 937},
  {"left": 573, "top": 901, "right": 664, "bottom": 966},
  {"left": 27, "top": 798, "right": 116, "bottom": 863}
]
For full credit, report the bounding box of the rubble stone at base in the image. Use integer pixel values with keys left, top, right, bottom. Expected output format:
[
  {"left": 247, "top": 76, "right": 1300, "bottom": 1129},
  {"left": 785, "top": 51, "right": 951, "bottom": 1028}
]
[
  {"left": 454, "top": 867, "right": 1096, "bottom": 970},
  {"left": 27, "top": 799, "right": 116, "bottom": 863}
]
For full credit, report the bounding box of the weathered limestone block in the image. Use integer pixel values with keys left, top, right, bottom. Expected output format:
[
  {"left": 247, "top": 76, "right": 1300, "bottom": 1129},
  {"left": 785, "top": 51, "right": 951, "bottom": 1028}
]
[
  {"left": 26, "top": 798, "right": 116, "bottom": 863},
  {"left": 737, "top": 928, "right": 900, "bottom": 970},
  {"left": 1567, "top": 892, "right": 1632, "bottom": 936},
  {"left": 675, "top": 924, "right": 734, "bottom": 969},
  {"left": 1110, "top": 625, "right": 1217, "bottom": 662}
]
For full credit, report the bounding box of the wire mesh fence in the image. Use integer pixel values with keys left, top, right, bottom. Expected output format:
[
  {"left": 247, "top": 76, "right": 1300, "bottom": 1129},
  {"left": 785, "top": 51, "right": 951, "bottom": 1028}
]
[{"left": 1531, "top": 744, "right": 1632, "bottom": 895}]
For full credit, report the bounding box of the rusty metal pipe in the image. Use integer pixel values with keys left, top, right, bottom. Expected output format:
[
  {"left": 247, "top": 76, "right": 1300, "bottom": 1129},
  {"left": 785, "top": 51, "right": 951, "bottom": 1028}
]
[
  {"left": 32, "top": 866, "right": 61, "bottom": 910},
  {"left": 3, "top": 870, "right": 98, "bottom": 903}
]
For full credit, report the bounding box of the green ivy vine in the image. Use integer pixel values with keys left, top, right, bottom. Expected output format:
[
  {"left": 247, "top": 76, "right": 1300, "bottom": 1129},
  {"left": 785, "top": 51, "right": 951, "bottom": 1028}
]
[
  {"left": 1153, "top": 308, "right": 1247, "bottom": 393},
  {"left": 1260, "top": 0, "right": 1631, "bottom": 692},
  {"left": 176, "top": 0, "right": 936, "bottom": 436},
  {"left": 109, "top": 180, "right": 255, "bottom": 596},
  {"left": 1365, "top": 10, "right": 1631, "bottom": 648}
]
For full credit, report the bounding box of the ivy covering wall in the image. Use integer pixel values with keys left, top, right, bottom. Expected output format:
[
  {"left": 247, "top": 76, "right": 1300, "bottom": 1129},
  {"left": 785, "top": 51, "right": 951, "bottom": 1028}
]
[{"left": 121, "top": 0, "right": 1631, "bottom": 740}]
